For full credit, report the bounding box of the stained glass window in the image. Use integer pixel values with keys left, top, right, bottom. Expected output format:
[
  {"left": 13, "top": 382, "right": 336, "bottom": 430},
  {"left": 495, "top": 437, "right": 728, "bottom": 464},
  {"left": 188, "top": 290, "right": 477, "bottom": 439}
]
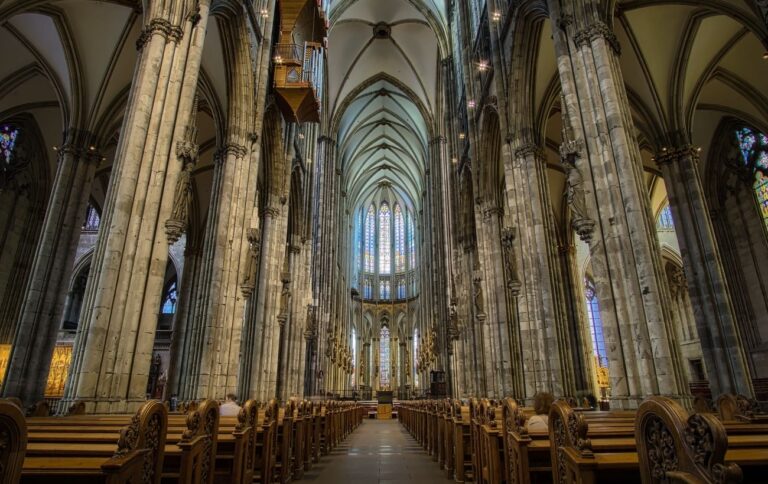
[
  {"left": 380, "top": 326, "right": 390, "bottom": 388},
  {"left": 397, "top": 278, "right": 406, "bottom": 299},
  {"left": 380, "top": 279, "right": 390, "bottom": 299},
  {"left": 351, "top": 328, "right": 357, "bottom": 388},
  {"left": 395, "top": 204, "right": 405, "bottom": 272},
  {"left": 585, "top": 279, "right": 608, "bottom": 368},
  {"left": 0, "top": 125, "right": 19, "bottom": 165},
  {"left": 363, "top": 278, "right": 372, "bottom": 299},
  {"left": 657, "top": 204, "right": 674, "bottom": 231},
  {"left": 736, "top": 128, "right": 768, "bottom": 231},
  {"left": 161, "top": 281, "right": 178, "bottom": 314},
  {"left": 408, "top": 211, "right": 416, "bottom": 269},
  {"left": 413, "top": 328, "right": 419, "bottom": 387},
  {"left": 755, "top": 172, "right": 768, "bottom": 231},
  {"left": 83, "top": 203, "right": 101, "bottom": 231},
  {"left": 364, "top": 205, "right": 376, "bottom": 273},
  {"left": 379, "top": 203, "right": 391, "bottom": 274}
]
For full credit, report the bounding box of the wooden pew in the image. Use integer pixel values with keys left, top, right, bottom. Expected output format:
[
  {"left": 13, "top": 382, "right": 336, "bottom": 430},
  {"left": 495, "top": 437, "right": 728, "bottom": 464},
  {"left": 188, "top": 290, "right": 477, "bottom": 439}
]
[
  {"left": 22, "top": 400, "right": 168, "bottom": 484},
  {"left": 0, "top": 399, "right": 28, "bottom": 484},
  {"left": 637, "top": 396, "right": 742, "bottom": 483}
]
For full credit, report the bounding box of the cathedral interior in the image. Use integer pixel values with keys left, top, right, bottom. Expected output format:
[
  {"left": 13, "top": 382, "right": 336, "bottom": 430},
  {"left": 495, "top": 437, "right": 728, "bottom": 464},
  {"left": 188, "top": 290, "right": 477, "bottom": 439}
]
[{"left": 1, "top": 0, "right": 768, "bottom": 482}]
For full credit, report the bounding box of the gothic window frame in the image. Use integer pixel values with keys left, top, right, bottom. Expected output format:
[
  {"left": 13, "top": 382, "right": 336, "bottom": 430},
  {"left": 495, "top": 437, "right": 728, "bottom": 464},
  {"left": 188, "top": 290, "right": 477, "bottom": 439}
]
[
  {"left": 734, "top": 126, "right": 768, "bottom": 232},
  {"left": 394, "top": 203, "right": 406, "bottom": 273},
  {"left": 0, "top": 124, "right": 19, "bottom": 166},
  {"left": 379, "top": 202, "right": 391, "bottom": 274},
  {"left": 380, "top": 325, "right": 391, "bottom": 388},
  {"left": 585, "top": 278, "right": 608, "bottom": 369},
  {"left": 161, "top": 279, "right": 178, "bottom": 315},
  {"left": 656, "top": 203, "right": 675, "bottom": 232},
  {"left": 364, "top": 204, "right": 376, "bottom": 273}
]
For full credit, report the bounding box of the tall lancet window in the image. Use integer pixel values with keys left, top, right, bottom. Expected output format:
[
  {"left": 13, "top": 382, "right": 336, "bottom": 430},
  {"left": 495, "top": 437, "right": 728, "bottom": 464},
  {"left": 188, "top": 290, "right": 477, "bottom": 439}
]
[
  {"left": 585, "top": 279, "right": 608, "bottom": 368},
  {"left": 407, "top": 211, "right": 416, "bottom": 269},
  {"left": 413, "top": 328, "right": 419, "bottom": 388},
  {"left": 351, "top": 328, "right": 357, "bottom": 388},
  {"left": 364, "top": 204, "right": 376, "bottom": 273},
  {"left": 395, "top": 204, "right": 405, "bottom": 272},
  {"left": 380, "top": 326, "right": 390, "bottom": 388},
  {"left": 736, "top": 127, "right": 768, "bottom": 231},
  {"left": 379, "top": 203, "right": 391, "bottom": 274}
]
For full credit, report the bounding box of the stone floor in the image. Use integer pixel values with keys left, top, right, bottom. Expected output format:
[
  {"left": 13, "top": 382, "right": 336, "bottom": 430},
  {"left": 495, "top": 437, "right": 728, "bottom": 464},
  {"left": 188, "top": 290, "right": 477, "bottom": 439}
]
[{"left": 301, "top": 419, "right": 454, "bottom": 483}]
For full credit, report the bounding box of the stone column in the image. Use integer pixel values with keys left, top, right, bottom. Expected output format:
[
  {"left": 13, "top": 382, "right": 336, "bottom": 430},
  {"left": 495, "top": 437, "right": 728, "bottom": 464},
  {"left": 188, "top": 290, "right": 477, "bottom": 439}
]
[
  {"left": 63, "top": 2, "right": 210, "bottom": 413},
  {"left": 3, "top": 130, "right": 98, "bottom": 404},
  {"left": 548, "top": 1, "right": 688, "bottom": 407},
  {"left": 656, "top": 145, "right": 753, "bottom": 396}
]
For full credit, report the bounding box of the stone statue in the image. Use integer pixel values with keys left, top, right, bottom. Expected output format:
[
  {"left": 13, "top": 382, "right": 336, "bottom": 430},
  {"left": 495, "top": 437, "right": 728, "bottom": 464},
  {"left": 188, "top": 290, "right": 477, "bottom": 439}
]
[
  {"left": 165, "top": 161, "right": 193, "bottom": 243},
  {"left": 279, "top": 275, "right": 291, "bottom": 317},
  {"left": 304, "top": 305, "right": 317, "bottom": 340},
  {"left": 501, "top": 227, "right": 521, "bottom": 295},
  {"left": 240, "top": 228, "right": 261, "bottom": 297},
  {"left": 473, "top": 273, "right": 486, "bottom": 319}
]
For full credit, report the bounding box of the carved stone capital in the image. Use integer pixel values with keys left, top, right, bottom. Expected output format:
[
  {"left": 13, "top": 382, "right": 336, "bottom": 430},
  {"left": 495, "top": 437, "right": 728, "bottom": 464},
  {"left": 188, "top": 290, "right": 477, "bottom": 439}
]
[
  {"left": 224, "top": 143, "right": 248, "bottom": 159},
  {"left": 573, "top": 21, "right": 621, "bottom": 55},
  {"left": 655, "top": 145, "right": 699, "bottom": 166},
  {"left": 136, "top": 18, "right": 183, "bottom": 50},
  {"left": 514, "top": 143, "right": 544, "bottom": 160},
  {"left": 559, "top": 139, "right": 584, "bottom": 160}
]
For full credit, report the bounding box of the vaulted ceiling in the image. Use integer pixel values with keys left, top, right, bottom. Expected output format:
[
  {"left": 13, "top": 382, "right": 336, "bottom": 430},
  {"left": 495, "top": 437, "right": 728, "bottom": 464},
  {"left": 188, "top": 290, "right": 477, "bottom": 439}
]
[
  {"left": 328, "top": 0, "right": 446, "bottom": 211},
  {"left": 0, "top": 0, "right": 231, "bottom": 237}
]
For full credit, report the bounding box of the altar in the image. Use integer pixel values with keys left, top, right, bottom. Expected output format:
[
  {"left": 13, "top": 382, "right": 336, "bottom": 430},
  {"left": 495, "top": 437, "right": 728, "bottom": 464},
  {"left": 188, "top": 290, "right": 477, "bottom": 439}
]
[{"left": 376, "top": 390, "right": 393, "bottom": 419}]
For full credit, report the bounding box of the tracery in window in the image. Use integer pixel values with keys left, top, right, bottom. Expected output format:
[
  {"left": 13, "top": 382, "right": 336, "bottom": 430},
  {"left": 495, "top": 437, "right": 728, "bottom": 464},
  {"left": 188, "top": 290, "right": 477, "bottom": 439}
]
[
  {"left": 161, "top": 281, "right": 178, "bottom": 315},
  {"left": 380, "top": 279, "right": 390, "bottom": 299},
  {"left": 413, "top": 328, "right": 419, "bottom": 388},
  {"left": 397, "top": 278, "right": 406, "bottom": 299},
  {"left": 363, "top": 278, "right": 372, "bottom": 299},
  {"left": 83, "top": 203, "right": 101, "bottom": 231},
  {"left": 737, "top": 127, "right": 768, "bottom": 231},
  {"left": 585, "top": 279, "right": 608, "bottom": 368},
  {"left": 379, "top": 203, "right": 391, "bottom": 274},
  {"left": 351, "top": 328, "right": 357, "bottom": 388},
  {"left": 364, "top": 204, "right": 376, "bottom": 273},
  {"left": 380, "top": 325, "right": 390, "bottom": 388},
  {"left": 408, "top": 210, "right": 416, "bottom": 269},
  {"left": 656, "top": 204, "right": 674, "bottom": 231},
  {"left": 0, "top": 125, "right": 19, "bottom": 165},
  {"left": 395, "top": 204, "right": 405, "bottom": 272}
]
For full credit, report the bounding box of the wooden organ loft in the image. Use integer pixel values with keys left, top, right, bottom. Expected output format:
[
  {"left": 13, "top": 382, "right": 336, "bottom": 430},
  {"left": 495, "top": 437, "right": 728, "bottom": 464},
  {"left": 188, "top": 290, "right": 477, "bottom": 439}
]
[{"left": 273, "top": 0, "right": 327, "bottom": 123}]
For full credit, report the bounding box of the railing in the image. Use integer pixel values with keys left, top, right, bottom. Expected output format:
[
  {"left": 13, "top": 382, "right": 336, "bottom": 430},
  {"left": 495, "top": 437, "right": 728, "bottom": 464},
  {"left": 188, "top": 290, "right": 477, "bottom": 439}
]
[{"left": 274, "top": 42, "right": 323, "bottom": 104}]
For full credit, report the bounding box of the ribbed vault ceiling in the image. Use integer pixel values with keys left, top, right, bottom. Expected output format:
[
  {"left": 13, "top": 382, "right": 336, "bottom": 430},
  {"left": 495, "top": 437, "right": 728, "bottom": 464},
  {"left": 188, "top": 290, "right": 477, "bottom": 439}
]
[{"left": 329, "top": 0, "right": 444, "bottom": 211}]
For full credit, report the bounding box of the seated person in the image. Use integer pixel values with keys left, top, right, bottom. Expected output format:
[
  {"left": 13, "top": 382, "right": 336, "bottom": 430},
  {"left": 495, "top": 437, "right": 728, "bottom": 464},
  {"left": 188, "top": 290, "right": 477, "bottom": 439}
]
[
  {"left": 527, "top": 392, "right": 554, "bottom": 432},
  {"left": 220, "top": 393, "right": 242, "bottom": 417}
]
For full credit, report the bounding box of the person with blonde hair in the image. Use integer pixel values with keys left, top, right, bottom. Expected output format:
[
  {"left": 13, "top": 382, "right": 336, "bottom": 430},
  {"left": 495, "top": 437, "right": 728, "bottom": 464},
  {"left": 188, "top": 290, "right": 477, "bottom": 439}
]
[
  {"left": 220, "top": 393, "right": 242, "bottom": 417},
  {"left": 527, "top": 392, "right": 554, "bottom": 432}
]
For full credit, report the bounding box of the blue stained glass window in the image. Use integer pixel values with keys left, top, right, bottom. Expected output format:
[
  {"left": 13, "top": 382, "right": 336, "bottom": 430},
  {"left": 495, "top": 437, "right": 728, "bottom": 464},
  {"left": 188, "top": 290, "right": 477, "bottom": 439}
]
[
  {"left": 657, "top": 204, "right": 674, "bottom": 231},
  {"left": 585, "top": 279, "right": 608, "bottom": 368},
  {"left": 363, "top": 278, "right": 372, "bottom": 299},
  {"left": 407, "top": 211, "right": 416, "bottom": 269},
  {"left": 755, "top": 172, "right": 768, "bottom": 231},
  {"left": 380, "top": 279, "right": 390, "bottom": 299},
  {"left": 413, "top": 328, "right": 419, "bottom": 387},
  {"left": 351, "top": 328, "right": 357, "bottom": 388},
  {"left": 380, "top": 326, "right": 390, "bottom": 388},
  {"left": 395, "top": 204, "right": 405, "bottom": 272},
  {"left": 736, "top": 128, "right": 768, "bottom": 232},
  {"left": 0, "top": 125, "right": 19, "bottom": 165},
  {"left": 379, "top": 203, "right": 391, "bottom": 274},
  {"left": 161, "top": 281, "right": 178, "bottom": 314},
  {"left": 397, "top": 279, "right": 406, "bottom": 299},
  {"left": 364, "top": 205, "right": 376, "bottom": 273}
]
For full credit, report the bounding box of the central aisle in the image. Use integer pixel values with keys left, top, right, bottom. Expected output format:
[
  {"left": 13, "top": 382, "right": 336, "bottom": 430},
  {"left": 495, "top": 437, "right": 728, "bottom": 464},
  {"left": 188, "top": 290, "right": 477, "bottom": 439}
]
[{"left": 304, "top": 419, "right": 454, "bottom": 483}]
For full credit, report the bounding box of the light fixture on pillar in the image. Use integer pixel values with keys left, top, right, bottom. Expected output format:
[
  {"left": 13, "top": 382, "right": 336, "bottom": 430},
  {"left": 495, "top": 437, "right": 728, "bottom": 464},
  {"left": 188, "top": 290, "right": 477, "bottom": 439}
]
[
  {"left": 467, "top": 100, "right": 476, "bottom": 109},
  {"left": 459, "top": 133, "right": 466, "bottom": 140},
  {"left": 260, "top": 8, "right": 268, "bottom": 18},
  {"left": 492, "top": 11, "right": 502, "bottom": 22},
  {"left": 477, "top": 61, "right": 489, "bottom": 72}
]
